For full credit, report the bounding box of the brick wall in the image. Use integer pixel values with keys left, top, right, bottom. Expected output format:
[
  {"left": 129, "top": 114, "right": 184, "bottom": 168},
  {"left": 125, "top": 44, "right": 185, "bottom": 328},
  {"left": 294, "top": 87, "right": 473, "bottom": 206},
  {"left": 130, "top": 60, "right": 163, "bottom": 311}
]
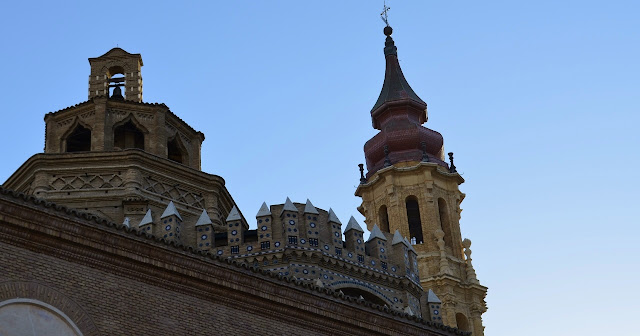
[{"left": 0, "top": 189, "right": 465, "bottom": 336}]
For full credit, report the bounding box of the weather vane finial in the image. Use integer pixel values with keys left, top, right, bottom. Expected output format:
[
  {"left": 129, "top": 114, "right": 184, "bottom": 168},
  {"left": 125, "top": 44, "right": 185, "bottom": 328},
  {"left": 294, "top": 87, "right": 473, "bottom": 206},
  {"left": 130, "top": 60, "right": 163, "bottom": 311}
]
[{"left": 381, "top": 0, "right": 391, "bottom": 27}]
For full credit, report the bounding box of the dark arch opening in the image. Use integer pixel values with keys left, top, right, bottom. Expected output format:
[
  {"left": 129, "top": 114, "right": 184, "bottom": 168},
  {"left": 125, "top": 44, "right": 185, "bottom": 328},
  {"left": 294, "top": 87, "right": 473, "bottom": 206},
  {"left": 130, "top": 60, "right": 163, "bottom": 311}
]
[
  {"left": 379, "top": 205, "right": 390, "bottom": 232},
  {"left": 114, "top": 120, "right": 144, "bottom": 150},
  {"left": 405, "top": 196, "right": 424, "bottom": 244},
  {"left": 437, "top": 198, "right": 454, "bottom": 250},
  {"left": 66, "top": 124, "right": 91, "bottom": 152},
  {"left": 167, "top": 137, "right": 185, "bottom": 164},
  {"left": 339, "top": 287, "right": 387, "bottom": 307},
  {"left": 456, "top": 313, "right": 470, "bottom": 332}
]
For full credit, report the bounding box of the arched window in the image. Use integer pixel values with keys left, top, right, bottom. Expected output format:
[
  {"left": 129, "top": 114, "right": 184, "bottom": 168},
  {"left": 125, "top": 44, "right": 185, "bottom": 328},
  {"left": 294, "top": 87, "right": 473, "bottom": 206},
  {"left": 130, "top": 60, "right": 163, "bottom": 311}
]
[
  {"left": 437, "top": 198, "right": 454, "bottom": 250},
  {"left": 114, "top": 120, "right": 144, "bottom": 150},
  {"left": 66, "top": 124, "right": 91, "bottom": 152},
  {"left": 456, "top": 313, "right": 470, "bottom": 332},
  {"left": 167, "top": 137, "right": 186, "bottom": 164},
  {"left": 0, "top": 299, "right": 82, "bottom": 335},
  {"left": 405, "top": 196, "right": 424, "bottom": 244},
  {"left": 378, "top": 205, "right": 390, "bottom": 232}
]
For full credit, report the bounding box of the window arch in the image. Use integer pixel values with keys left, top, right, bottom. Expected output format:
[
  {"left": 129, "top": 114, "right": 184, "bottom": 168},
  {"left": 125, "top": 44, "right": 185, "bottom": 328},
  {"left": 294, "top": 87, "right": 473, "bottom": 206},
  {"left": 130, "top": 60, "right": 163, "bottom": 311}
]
[
  {"left": 65, "top": 123, "right": 91, "bottom": 152},
  {"left": 0, "top": 299, "right": 83, "bottom": 335},
  {"left": 456, "top": 313, "right": 470, "bottom": 332},
  {"left": 437, "top": 198, "right": 454, "bottom": 250},
  {"left": 114, "top": 119, "right": 145, "bottom": 150},
  {"left": 405, "top": 196, "right": 424, "bottom": 244},
  {"left": 378, "top": 205, "right": 390, "bottom": 232}
]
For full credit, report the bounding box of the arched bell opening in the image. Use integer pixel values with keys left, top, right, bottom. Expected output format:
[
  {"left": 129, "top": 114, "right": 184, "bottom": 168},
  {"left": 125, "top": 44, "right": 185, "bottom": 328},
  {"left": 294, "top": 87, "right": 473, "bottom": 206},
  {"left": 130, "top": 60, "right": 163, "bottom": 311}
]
[
  {"left": 65, "top": 123, "right": 91, "bottom": 152},
  {"left": 108, "top": 66, "right": 125, "bottom": 100},
  {"left": 405, "top": 196, "right": 424, "bottom": 244}
]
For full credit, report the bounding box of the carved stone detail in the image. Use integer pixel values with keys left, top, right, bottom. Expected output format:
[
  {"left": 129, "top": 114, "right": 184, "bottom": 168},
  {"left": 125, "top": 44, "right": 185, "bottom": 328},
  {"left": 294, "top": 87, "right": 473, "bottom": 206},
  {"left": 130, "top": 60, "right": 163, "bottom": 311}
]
[
  {"left": 142, "top": 176, "right": 204, "bottom": 208},
  {"left": 49, "top": 174, "right": 123, "bottom": 191}
]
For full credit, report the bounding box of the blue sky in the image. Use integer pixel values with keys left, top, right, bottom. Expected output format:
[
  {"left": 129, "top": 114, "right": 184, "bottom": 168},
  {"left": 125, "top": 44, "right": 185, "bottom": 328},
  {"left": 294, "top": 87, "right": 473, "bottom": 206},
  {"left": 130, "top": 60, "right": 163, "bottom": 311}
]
[{"left": 1, "top": 1, "right": 638, "bottom": 334}]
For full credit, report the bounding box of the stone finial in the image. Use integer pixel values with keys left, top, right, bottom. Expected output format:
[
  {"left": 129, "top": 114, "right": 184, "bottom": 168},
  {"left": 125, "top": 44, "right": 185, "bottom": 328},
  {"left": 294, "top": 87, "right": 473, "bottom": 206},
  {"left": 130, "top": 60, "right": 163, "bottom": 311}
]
[
  {"left": 421, "top": 141, "right": 430, "bottom": 162},
  {"left": 315, "top": 279, "right": 324, "bottom": 288},
  {"left": 122, "top": 217, "right": 131, "bottom": 228},
  {"left": 195, "top": 209, "right": 213, "bottom": 226},
  {"left": 161, "top": 201, "right": 183, "bottom": 220},
  {"left": 226, "top": 205, "right": 242, "bottom": 222},
  {"left": 434, "top": 229, "right": 452, "bottom": 275},
  {"left": 383, "top": 145, "right": 392, "bottom": 167},
  {"left": 256, "top": 202, "right": 271, "bottom": 217},
  {"left": 303, "top": 199, "right": 319, "bottom": 214},
  {"left": 139, "top": 209, "right": 153, "bottom": 226},
  {"left": 463, "top": 238, "right": 479, "bottom": 284},
  {"left": 358, "top": 164, "right": 367, "bottom": 184},
  {"left": 448, "top": 152, "right": 457, "bottom": 173}
]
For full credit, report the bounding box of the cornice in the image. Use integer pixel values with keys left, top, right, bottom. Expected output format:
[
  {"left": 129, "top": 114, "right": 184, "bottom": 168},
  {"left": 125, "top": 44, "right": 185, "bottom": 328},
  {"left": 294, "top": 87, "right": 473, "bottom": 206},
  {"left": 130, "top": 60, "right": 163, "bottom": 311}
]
[
  {"left": 355, "top": 162, "right": 464, "bottom": 196},
  {"left": 3, "top": 150, "right": 226, "bottom": 190}
]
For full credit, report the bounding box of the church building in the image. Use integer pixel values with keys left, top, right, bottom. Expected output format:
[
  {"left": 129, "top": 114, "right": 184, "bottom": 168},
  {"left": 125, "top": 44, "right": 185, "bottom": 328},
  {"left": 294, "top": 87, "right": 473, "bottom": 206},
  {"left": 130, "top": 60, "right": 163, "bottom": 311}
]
[{"left": 0, "top": 23, "right": 486, "bottom": 335}]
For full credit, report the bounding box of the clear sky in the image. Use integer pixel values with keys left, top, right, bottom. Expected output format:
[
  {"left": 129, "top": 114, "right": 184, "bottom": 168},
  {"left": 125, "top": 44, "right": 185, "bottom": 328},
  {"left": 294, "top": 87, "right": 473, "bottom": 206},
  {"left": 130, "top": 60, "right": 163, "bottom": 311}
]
[{"left": 1, "top": 1, "right": 638, "bottom": 335}]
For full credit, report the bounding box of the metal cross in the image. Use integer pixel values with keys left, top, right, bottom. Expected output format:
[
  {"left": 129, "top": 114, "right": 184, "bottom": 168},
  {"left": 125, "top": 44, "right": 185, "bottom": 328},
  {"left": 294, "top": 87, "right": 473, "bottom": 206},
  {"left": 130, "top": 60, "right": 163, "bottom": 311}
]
[{"left": 381, "top": 0, "right": 391, "bottom": 26}]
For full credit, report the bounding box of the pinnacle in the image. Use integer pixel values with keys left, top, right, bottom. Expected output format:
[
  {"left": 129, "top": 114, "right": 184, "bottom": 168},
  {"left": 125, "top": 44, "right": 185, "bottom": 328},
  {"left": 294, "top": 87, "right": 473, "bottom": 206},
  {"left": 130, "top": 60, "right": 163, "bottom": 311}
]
[
  {"left": 226, "top": 205, "right": 242, "bottom": 222},
  {"left": 256, "top": 202, "right": 271, "bottom": 217},
  {"left": 161, "top": 201, "right": 183, "bottom": 220},
  {"left": 195, "top": 209, "right": 213, "bottom": 226},
  {"left": 344, "top": 216, "right": 364, "bottom": 233}
]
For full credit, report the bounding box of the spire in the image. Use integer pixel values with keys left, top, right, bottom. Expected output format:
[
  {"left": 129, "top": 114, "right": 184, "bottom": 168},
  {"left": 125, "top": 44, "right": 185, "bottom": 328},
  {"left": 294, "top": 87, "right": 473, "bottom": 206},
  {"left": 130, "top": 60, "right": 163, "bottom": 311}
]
[
  {"left": 367, "top": 224, "right": 387, "bottom": 242},
  {"left": 195, "top": 209, "right": 213, "bottom": 226},
  {"left": 139, "top": 209, "right": 153, "bottom": 226},
  {"left": 344, "top": 216, "right": 364, "bottom": 233},
  {"left": 226, "top": 205, "right": 242, "bottom": 222},
  {"left": 303, "top": 199, "right": 319, "bottom": 214},
  {"left": 161, "top": 201, "right": 183, "bottom": 220},
  {"left": 370, "top": 25, "right": 426, "bottom": 127},
  {"left": 256, "top": 202, "right": 271, "bottom": 217},
  {"left": 328, "top": 208, "right": 342, "bottom": 224}
]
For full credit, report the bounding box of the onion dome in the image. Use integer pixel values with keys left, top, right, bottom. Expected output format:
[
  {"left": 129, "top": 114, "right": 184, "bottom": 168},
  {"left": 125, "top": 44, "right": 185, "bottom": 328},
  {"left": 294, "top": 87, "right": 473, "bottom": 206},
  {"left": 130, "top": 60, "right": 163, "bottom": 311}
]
[{"left": 364, "top": 26, "right": 447, "bottom": 177}]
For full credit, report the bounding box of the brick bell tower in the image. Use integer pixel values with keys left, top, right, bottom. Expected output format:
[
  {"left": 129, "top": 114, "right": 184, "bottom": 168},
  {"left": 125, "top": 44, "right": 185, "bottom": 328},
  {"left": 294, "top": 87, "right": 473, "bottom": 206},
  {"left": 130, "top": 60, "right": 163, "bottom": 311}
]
[{"left": 355, "top": 25, "right": 488, "bottom": 334}]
